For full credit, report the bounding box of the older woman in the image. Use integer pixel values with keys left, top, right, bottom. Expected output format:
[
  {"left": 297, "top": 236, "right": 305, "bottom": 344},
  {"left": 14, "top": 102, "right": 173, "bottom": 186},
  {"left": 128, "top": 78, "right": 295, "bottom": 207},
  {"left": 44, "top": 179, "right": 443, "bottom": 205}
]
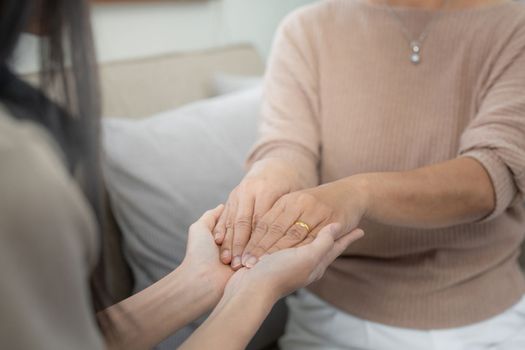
[{"left": 215, "top": 0, "right": 525, "bottom": 348}]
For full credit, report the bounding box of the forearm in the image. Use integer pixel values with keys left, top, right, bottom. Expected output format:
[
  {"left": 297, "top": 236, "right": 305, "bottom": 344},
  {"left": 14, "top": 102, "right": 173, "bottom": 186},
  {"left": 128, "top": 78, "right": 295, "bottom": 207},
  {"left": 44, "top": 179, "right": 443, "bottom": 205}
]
[
  {"left": 346, "top": 157, "right": 495, "bottom": 229},
  {"left": 99, "top": 265, "right": 218, "bottom": 350},
  {"left": 180, "top": 285, "right": 275, "bottom": 350}
]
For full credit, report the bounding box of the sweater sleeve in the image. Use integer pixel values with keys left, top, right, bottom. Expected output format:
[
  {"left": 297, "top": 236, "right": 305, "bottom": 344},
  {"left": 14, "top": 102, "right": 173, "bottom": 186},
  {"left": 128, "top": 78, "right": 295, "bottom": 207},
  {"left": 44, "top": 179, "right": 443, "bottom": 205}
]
[
  {"left": 458, "top": 27, "right": 525, "bottom": 221},
  {"left": 246, "top": 9, "right": 321, "bottom": 188}
]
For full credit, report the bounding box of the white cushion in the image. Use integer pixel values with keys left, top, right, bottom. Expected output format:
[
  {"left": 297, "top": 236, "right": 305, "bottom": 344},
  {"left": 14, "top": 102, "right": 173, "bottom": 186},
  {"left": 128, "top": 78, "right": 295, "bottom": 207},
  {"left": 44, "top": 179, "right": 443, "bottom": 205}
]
[
  {"left": 102, "top": 87, "right": 261, "bottom": 347},
  {"left": 212, "top": 72, "right": 263, "bottom": 96}
]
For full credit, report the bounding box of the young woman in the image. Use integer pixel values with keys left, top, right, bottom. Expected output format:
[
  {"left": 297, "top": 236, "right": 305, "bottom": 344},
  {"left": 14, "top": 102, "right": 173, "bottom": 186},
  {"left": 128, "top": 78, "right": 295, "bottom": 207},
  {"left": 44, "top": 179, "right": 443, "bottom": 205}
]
[
  {"left": 216, "top": 0, "right": 525, "bottom": 348},
  {"left": 0, "top": 0, "right": 364, "bottom": 349}
]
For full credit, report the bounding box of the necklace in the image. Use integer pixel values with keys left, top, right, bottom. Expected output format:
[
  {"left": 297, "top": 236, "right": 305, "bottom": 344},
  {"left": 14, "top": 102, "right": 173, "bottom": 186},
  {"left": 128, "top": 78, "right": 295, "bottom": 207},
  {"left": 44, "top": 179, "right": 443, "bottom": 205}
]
[{"left": 384, "top": 0, "right": 450, "bottom": 65}]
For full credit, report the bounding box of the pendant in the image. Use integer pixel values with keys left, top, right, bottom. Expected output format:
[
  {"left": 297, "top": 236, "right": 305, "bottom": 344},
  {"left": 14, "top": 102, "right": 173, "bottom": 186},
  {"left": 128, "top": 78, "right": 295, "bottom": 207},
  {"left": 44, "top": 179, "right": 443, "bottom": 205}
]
[{"left": 410, "top": 41, "right": 421, "bottom": 65}]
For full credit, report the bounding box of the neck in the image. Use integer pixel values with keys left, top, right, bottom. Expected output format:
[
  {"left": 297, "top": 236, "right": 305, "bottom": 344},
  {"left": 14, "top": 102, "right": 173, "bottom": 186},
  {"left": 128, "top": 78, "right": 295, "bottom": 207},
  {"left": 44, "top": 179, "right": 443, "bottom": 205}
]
[{"left": 368, "top": 0, "right": 509, "bottom": 10}]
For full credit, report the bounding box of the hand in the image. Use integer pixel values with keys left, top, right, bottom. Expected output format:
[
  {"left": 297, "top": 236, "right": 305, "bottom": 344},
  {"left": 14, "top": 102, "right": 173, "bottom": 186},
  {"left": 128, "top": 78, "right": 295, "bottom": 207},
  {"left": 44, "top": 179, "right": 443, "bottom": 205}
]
[
  {"left": 241, "top": 178, "right": 368, "bottom": 268},
  {"left": 224, "top": 224, "right": 364, "bottom": 302},
  {"left": 180, "top": 205, "right": 235, "bottom": 303},
  {"left": 214, "top": 159, "right": 304, "bottom": 270}
]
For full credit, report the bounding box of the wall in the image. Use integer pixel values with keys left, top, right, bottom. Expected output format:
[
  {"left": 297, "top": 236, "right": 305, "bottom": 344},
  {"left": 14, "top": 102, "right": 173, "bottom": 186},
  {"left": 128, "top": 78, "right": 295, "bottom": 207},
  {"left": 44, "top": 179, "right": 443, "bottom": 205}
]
[{"left": 12, "top": 0, "right": 316, "bottom": 74}]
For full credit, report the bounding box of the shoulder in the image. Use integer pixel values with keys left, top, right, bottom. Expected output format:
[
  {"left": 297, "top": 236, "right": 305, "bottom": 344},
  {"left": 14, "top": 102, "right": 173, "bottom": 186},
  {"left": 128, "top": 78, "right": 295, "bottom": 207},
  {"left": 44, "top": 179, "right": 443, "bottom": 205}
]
[
  {"left": 0, "top": 107, "right": 98, "bottom": 268},
  {"left": 506, "top": 2, "right": 525, "bottom": 40},
  {"left": 482, "top": 2, "right": 525, "bottom": 39},
  {"left": 476, "top": 2, "right": 525, "bottom": 79},
  {"left": 0, "top": 107, "right": 65, "bottom": 179},
  {"left": 0, "top": 107, "right": 74, "bottom": 204},
  {"left": 280, "top": 0, "right": 358, "bottom": 31},
  {"left": 498, "top": 1, "right": 525, "bottom": 20},
  {"left": 274, "top": 0, "right": 359, "bottom": 56}
]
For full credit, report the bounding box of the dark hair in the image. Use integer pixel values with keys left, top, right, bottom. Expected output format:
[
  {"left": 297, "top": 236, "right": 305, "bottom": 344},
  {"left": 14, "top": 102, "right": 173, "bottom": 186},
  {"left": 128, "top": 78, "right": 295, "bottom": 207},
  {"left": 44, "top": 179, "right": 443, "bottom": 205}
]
[{"left": 0, "top": 0, "right": 114, "bottom": 328}]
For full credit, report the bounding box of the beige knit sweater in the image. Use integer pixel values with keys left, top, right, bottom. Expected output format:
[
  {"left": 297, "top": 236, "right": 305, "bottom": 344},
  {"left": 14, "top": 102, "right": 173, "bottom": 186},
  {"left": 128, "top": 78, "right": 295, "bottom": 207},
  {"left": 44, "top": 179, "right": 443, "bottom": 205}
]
[{"left": 247, "top": 0, "right": 525, "bottom": 329}]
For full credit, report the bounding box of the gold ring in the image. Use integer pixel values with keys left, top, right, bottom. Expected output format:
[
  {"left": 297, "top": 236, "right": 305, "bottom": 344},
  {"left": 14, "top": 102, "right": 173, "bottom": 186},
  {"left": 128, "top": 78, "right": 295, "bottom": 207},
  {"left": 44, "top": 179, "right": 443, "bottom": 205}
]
[{"left": 294, "top": 221, "right": 311, "bottom": 233}]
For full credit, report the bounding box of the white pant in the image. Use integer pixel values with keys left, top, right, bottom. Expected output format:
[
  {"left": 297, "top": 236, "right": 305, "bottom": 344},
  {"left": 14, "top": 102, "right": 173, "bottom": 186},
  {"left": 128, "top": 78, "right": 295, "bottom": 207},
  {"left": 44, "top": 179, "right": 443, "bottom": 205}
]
[{"left": 280, "top": 290, "right": 525, "bottom": 350}]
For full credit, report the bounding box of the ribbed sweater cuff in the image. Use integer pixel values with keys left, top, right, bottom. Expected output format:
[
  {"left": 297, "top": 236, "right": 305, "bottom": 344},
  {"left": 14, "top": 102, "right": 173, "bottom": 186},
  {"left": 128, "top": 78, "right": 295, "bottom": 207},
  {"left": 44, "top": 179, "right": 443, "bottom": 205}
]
[{"left": 461, "top": 149, "right": 518, "bottom": 221}]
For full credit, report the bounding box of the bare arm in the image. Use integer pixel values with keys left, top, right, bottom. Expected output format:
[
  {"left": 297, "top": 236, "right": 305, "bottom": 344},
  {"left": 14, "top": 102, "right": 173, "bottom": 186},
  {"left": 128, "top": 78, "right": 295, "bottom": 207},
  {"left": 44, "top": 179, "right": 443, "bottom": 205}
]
[
  {"left": 179, "top": 284, "right": 274, "bottom": 350},
  {"left": 99, "top": 266, "right": 219, "bottom": 350},
  {"left": 98, "top": 206, "right": 234, "bottom": 350},
  {"left": 349, "top": 156, "right": 495, "bottom": 229}
]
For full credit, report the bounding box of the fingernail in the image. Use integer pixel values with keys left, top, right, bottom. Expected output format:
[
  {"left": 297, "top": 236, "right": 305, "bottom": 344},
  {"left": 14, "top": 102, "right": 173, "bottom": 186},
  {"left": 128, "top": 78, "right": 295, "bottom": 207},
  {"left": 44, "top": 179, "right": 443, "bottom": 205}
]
[
  {"left": 245, "top": 256, "right": 258, "bottom": 268},
  {"left": 214, "top": 232, "right": 221, "bottom": 242},
  {"left": 221, "top": 250, "right": 230, "bottom": 262},
  {"left": 241, "top": 254, "right": 250, "bottom": 266},
  {"left": 232, "top": 256, "right": 241, "bottom": 268}
]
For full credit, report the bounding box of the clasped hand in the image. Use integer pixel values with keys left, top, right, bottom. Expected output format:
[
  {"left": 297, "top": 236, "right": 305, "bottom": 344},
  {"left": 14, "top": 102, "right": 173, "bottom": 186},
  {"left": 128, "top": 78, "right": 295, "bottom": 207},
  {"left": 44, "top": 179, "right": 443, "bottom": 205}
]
[
  {"left": 185, "top": 205, "right": 363, "bottom": 305},
  {"left": 213, "top": 175, "right": 367, "bottom": 270}
]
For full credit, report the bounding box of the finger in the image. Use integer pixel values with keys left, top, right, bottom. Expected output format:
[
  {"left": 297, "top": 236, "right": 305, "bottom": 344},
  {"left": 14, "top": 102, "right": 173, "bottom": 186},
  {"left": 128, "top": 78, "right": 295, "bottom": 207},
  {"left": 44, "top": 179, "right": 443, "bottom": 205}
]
[
  {"left": 252, "top": 194, "right": 279, "bottom": 229},
  {"left": 301, "top": 226, "right": 364, "bottom": 267},
  {"left": 214, "top": 202, "right": 230, "bottom": 244},
  {"left": 292, "top": 214, "right": 338, "bottom": 247},
  {"left": 231, "top": 194, "right": 255, "bottom": 269},
  {"left": 241, "top": 202, "right": 284, "bottom": 264},
  {"left": 197, "top": 204, "right": 225, "bottom": 230},
  {"left": 220, "top": 200, "right": 238, "bottom": 264},
  {"left": 265, "top": 210, "right": 326, "bottom": 255},
  {"left": 294, "top": 224, "right": 361, "bottom": 284},
  {"left": 325, "top": 228, "right": 365, "bottom": 263},
  {"left": 305, "top": 223, "right": 341, "bottom": 258},
  {"left": 244, "top": 207, "right": 302, "bottom": 267}
]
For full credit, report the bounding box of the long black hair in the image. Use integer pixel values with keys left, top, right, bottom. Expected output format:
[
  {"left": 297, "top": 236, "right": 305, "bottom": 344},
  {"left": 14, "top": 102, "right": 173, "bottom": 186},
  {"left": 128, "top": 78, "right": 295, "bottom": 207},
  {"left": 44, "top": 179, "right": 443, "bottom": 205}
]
[{"left": 0, "top": 0, "right": 113, "bottom": 326}]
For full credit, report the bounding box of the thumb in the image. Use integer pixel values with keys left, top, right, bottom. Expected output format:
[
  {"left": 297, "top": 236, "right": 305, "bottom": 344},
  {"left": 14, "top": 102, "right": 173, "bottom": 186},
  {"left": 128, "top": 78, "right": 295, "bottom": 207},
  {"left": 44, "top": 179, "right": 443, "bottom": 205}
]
[
  {"left": 325, "top": 229, "right": 365, "bottom": 263},
  {"left": 195, "top": 204, "right": 225, "bottom": 231},
  {"left": 307, "top": 223, "right": 342, "bottom": 258}
]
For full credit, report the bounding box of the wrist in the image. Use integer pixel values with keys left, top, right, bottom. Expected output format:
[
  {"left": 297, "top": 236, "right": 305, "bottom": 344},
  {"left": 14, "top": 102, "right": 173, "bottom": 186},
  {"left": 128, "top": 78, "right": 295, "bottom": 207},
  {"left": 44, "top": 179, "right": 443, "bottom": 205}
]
[
  {"left": 222, "top": 270, "right": 280, "bottom": 308},
  {"left": 242, "top": 279, "right": 279, "bottom": 304},
  {"left": 341, "top": 174, "right": 372, "bottom": 220},
  {"left": 176, "top": 263, "right": 223, "bottom": 309},
  {"left": 183, "top": 274, "right": 276, "bottom": 350},
  {"left": 219, "top": 279, "right": 277, "bottom": 318}
]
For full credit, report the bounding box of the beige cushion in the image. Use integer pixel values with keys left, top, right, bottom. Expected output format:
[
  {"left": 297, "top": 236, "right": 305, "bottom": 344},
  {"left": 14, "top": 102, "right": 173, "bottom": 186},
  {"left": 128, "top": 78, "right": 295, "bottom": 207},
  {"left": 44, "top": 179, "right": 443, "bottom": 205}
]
[{"left": 99, "top": 44, "right": 265, "bottom": 119}]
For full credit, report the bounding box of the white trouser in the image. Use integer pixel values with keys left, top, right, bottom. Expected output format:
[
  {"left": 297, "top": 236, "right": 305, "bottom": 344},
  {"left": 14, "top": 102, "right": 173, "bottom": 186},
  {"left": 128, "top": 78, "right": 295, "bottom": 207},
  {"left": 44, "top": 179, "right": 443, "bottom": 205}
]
[{"left": 280, "top": 290, "right": 525, "bottom": 350}]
